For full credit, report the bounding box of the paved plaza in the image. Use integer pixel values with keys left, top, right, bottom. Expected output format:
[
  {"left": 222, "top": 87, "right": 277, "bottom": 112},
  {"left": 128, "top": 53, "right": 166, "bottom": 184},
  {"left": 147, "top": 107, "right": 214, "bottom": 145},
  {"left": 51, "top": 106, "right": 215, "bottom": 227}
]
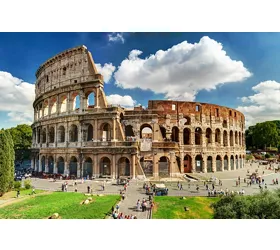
[{"left": 27, "top": 161, "right": 280, "bottom": 219}]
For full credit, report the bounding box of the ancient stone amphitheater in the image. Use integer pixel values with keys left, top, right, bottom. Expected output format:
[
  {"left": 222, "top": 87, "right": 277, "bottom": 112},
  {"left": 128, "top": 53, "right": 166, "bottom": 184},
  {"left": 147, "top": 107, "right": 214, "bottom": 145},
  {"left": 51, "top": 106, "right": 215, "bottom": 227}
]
[{"left": 31, "top": 45, "right": 246, "bottom": 179}]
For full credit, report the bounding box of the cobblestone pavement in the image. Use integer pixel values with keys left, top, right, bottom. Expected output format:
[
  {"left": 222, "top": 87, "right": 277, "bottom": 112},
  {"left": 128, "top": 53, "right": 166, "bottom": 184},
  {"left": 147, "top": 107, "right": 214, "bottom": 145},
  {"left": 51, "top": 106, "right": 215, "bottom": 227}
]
[{"left": 28, "top": 161, "right": 280, "bottom": 219}]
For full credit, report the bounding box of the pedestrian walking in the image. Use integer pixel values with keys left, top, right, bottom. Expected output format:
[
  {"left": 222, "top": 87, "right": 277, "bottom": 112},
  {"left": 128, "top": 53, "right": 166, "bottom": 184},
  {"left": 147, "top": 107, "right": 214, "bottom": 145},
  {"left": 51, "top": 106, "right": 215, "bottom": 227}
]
[
  {"left": 180, "top": 183, "right": 183, "bottom": 190},
  {"left": 16, "top": 190, "right": 20, "bottom": 198},
  {"left": 206, "top": 184, "right": 208, "bottom": 190},
  {"left": 87, "top": 185, "right": 90, "bottom": 193}
]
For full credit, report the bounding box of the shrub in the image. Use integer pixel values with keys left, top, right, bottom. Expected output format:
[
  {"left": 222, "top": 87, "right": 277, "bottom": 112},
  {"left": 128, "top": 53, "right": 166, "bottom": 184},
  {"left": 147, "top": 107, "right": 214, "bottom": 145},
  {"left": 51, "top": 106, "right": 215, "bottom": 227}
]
[
  {"left": 24, "top": 179, "right": 32, "bottom": 190},
  {"left": 13, "top": 181, "right": 21, "bottom": 190},
  {"left": 265, "top": 153, "right": 271, "bottom": 159}
]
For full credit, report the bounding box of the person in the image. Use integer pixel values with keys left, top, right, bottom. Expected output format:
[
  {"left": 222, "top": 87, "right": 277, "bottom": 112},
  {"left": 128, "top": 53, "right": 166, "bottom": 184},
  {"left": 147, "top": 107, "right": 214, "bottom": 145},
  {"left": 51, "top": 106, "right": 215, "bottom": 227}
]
[
  {"left": 16, "top": 190, "right": 20, "bottom": 198},
  {"left": 75, "top": 187, "right": 78, "bottom": 192},
  {"left": 116, "top": 204, "right": 120, "bottom": 213},
  {"left": 212, "top": 183, "right": 215, "bottom": 190},
  {"left": 180, "top": 183, "right": 183, "bottom": 190},
  {"left": 61, "top": 183, "right": 64, "bottom": 192},
  {"left": 136, "top": 200, "right": 141, "bottom": 211},
  {"left": 196, "top": 185, "right": 199, "bottom": 192},
  {"left": 265, "top": 183, "right": 267, "bottom": 189},
  {"left": 177, "top": 181, "right": 180, "bottom": 189},
  {"left": 276, "top": 178, "right": 279, "bottom": 185},
  {"left": 74, "top": 180, "right": 77, "bottom": 186},
  {"left": 31, "top": 188, "right": 36, "bottom": 195},
  {"left": 122, "top": 193, "right": 125, "bottom": 200},
  {"left": 87, "top": 185, "right": 90, "bottom": 193},
  {"left": 206, "top": 184, "right": 208, "bottom": 190},
  {"left": 111, "top": 206, "right": 114, "bottom": 215}
]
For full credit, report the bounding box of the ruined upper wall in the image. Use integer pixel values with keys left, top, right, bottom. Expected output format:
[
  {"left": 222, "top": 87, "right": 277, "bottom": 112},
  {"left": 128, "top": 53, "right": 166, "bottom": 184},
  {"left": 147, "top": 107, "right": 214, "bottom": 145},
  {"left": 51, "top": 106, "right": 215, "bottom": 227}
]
[
  {"left": 148, "top": 100, "right": 245, "bottom": 127},
  {"left": 35, "top": 45, "right": 103, "bottom": 98}
]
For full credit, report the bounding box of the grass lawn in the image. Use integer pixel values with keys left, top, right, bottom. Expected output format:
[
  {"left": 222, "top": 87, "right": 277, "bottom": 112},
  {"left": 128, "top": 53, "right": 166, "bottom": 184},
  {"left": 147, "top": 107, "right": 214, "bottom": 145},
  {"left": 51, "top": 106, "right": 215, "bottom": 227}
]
[
  {"left": 0, "top": 189, "right": 45, "bottom": 200},
  {"left": 152, "top": 196, "right": 219, "bottom": 219},
  {"left": 0, "top": 192, "right": 120, "bottom": 219}
]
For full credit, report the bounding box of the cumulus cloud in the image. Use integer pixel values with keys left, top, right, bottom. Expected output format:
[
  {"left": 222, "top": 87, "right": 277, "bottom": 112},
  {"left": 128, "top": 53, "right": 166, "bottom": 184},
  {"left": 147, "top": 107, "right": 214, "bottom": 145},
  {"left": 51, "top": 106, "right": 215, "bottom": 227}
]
[
  {"left": 0, "top": 71, "right": 34, "bottom": 124},
  {"left": 95, "top": 63, "right": 116, "bottom": 83},
  {"left": 114, "top": 36, "right": 252, "bottom": 101},
  {"left": 108, "top": 33, "right": 125, "bottom": 44},
  {"left": 237, "top": 80, "right": 280, "bottom": 127},
  {"left": 106, "top": 94, "right": 136, "bottom": 107}
]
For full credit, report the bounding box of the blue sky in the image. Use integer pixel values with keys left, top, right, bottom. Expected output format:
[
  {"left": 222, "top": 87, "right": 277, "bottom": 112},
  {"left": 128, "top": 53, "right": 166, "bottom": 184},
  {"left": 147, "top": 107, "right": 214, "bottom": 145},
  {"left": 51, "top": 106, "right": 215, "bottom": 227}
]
[{"left": 1, "top": 32, "right": 280, "bottom": 128}]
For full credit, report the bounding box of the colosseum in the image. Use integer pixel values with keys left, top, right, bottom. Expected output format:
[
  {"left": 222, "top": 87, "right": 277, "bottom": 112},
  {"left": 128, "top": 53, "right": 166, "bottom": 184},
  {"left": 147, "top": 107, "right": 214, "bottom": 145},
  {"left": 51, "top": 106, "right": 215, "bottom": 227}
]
[{"left": 31, "top": 45, "right": 246, "bottom": 180}]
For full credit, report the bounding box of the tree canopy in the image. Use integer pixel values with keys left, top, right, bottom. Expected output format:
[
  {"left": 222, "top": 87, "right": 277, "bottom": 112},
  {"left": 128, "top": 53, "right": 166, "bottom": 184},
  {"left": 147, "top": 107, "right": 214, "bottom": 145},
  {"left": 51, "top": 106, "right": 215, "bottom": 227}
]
[
  {"left": 212, "top": 189, "right": 280, "bottom": 219},
  {"left": 246, "top": 121, "right": 280, "bottom": 150}
]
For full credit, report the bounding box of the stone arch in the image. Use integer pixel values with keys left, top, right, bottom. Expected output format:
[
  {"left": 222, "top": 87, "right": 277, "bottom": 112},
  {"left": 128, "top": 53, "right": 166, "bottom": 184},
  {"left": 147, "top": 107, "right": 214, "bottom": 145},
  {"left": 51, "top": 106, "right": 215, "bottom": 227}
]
[
  {"left": 171, "top": 126, "right": 179, "bottom": 142},
  {"left": 69, "top": 156, "right": 78, "bottom": 177},
  {"left": 159, "top": 156, "right": 170, "bottom": 176},
  {"left": 140, "top": 156, "right": 153, "bottom": 177},
  {"left": 195, "top": 127, "right": 202, "bottom": 145},
  {"left": 235, "top": 131, "right": 238, "bottom": 145},
  {"left": 239, "top": 155, "right": 242, "bottom": 169},
  {"left": 118, "top": 157, "right": 130, "bottom": 177},
  {"left": 57, "top": 125, "right": 65, "bottom": 143},
  {"left": 100, "top": 157, "right": 111, "bottom": 176},
  {"left": 59, "top": 95, "right": 67, "bottom": 113},
  {"left": 216, "top": 155, "right": 222, "bottom": 171},
  {"left": 86, "top": 90, "right": 95, "bottom": 108},
  {"left": 224, "top": 155, "right": 229, "bottom": 170},
  {"left": 230, "top": 130, "right": 234, "bottom": 146},
  {"left": 50, "top": 97, "right": 57, "bottom": 114},
  {"left": 222, "top": 120, "right": 227, "bottom": 128},
  {"left": 207, "top": 156, "right": 213, "bottom": 172},
  {"left": 87, "top": 124, "right": 93, "bottom": 141},
  {"left": 140, "top": 124, "right": 152, "bottom": 139},
  {"left": 72, "top": 92, "right": 80, "bottom": 110},
  {"left": 160, "top": 126, "right": 166, "bottom": 140},
  {"left": 49, "top": 127, "right": 55, "bottom": 143},
  {"left": 223, "top": 130, "right": 228, "bottom": 146},
  {"left": 69, "top": 124, "right": 78, "bottom": 142},
  {"left": 215, "top": 128, "right": 221, "bottom": 144},
  {"left": 43, "top": 100, "right": 48, "bottom": 116},
  {"left": 83, "top": 157, "right": 93, "bottom": 178},
  {"left": 125, "top": 125, "right": 135, "bottom": 137},
  {"left": 184, "top": 154, "right": 192, "bottom": 173},
  {"left": 183, "top": 128, "right": 191, "bottom": 145},
  {"left": 101, "top": 123, "right": 111, "bottom": 141},
  {"left": 42, "top": 128, "right": 47, "bottom": 143},
  {"left": 230, "top": 155, "right": 234, "bottom": 170},
  {"left": 41, "top": 156, "right": 46, "bottom": 172},
  {"left": 206, "top": 128, "right": 212, "bottom": 144},
  {"left": 48, "top": 156, "right": 54, "bottom": 173},
  {"left": 195, "top": 155, "right": 203, "bottom": 172},
  {"left": 184, "top": 116, "right": 191, "bottom": 125},
  {"left": 236, "top": 155, "right": 239, "bottom": 169},
  {"left": 57, "top": 156, "right": 65, "bottom": 174}
]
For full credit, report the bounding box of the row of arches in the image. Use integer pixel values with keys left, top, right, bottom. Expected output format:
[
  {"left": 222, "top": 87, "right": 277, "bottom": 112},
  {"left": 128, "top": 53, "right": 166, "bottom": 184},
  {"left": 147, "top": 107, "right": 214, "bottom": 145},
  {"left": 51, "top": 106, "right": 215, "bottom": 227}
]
[
  {"left": 38, "top": 156, "right": 131, "bottom": 178},
  {"left": 35, "top": 90, "right": 97, "bottom": 120},
  {"left": 35, "top": 122, "right": 112, "bottom": 143}
]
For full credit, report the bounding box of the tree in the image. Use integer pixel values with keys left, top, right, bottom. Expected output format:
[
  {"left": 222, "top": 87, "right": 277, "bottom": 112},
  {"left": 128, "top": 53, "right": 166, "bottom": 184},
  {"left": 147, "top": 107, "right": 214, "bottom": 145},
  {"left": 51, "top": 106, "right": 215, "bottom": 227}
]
[
  {"left": 6, "top": 124, "right": 32, "bottom": 162},
  {"left": 5, "top": 130, "right": 15, "bottom": 190},
  {"left": 0, "top": 130, "right": 14, "bottom": 196},
  {"left": 252, "top": 121, "right": 279, "bottom": 149}
]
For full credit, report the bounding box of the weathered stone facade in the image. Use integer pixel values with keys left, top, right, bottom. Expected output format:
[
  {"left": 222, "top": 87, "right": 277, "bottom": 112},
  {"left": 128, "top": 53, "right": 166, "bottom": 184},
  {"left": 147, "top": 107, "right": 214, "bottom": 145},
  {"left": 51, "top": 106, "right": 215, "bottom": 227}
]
[{"left": 31, "top": 45, "right": 246, "bottom": 179}]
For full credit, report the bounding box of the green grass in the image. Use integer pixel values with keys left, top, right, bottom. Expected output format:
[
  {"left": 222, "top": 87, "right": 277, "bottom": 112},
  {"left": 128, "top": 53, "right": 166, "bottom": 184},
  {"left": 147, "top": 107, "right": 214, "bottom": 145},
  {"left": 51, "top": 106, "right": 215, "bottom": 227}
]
[
  {"left": 0, "top": 192, "right": 120, "bottom": 219},
  {"left": 0, "top": 189, "right": 45, "bottom": 200},
  {"left": 152, "top": 196, "right": 219, "bottom": 219}
]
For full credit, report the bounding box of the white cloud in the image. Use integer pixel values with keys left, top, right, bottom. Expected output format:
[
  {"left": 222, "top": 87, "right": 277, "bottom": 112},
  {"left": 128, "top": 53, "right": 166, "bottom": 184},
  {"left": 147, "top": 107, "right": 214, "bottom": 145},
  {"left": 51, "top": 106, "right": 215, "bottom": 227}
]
[
  {"left": 95, "top": 63, "right": 116, "bottom": 83},
  {"left": 114, "top": 36, "right": 252, "bottom": 101},
  {"left": 237, "top": 80, "right": 280, "bottom": 127},
  {"left": 108, "top": 33, "right": 125, "bottom": 44},
  {"left": 106, "top": 94, "right": 136, "bottom": 107},
  {"left": 0, "top": 71, "right": 34, "bottom": 124}
]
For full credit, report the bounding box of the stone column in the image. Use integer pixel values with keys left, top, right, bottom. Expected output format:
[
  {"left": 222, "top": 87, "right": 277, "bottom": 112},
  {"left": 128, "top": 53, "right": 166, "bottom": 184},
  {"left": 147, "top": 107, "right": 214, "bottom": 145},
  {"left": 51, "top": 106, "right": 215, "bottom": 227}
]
[
  {"left": 56, "top": 95, "right": 60, "bottom": 115},
  {"left": 67, "top": 92, "right": 71, "bottom": 114},
  {"left": 112, "top": 154, "right": 116, "bottom": 179},
  {"left": 65, "top": 122, "right": 69, "bottom": 145},
  {"left": 77, "top": 162, "right": 81, "bottom": 178},
  {"left": 31, "top": 157, "right": 34, "bottom": 170},
  {"left": 94, "top": 119, "right": 98, "bottom": 140},
  {"left": 132, "top": 154, "right": 136, "bottom": 179},
  {"left": 95, "top": 88, "right": 99, "bottom": 107},
  {"left": 211, "top": 131, "right": 215, "bottom": 147},
  {"left": 48, "top": 98, "right": 51, "bottom": 117},
  {"left": 112, "top": 118, "right": 116, "bottom": 141},
  {"left": 169, "top": 151, "right": 175, "bottom": 177},
  {"left": 45, "top": 157, "right": 49, "bottom": 173},
  {"left": 180, "top": 150, "right": 184, "bottom": 174},
  {"left": 153, "top": 153, "right": 158, "bottom": 178},
  {"left": 212, "top": 157, "right": 217, "bottom": 172},
  {"left": 201, "top": 132, "right": 206, "bottom": 147},
  {"left": 191, "top": 155, "right": 195, "bottom": 173},
  {"left": 39, "top": 155, "right": 42, "bottom": 172},
  {"left": 94, "top": 154, "right": 98, "bottom": 178},
  {"left": 64, "top": 162, "right": 69, "bottom": 176},
  {"left": 79, "top": 90, "right": 84, "bottom": 113},
  {"left": 202, "top": 156, "right": 207, "bottom": 173},
  {"left": 221, "top": 158, "right": 224, "bottom": 172},
  {"left": 53, "top": 161, "right": 57, "bottom": 174},
  {"left": 81, "top": 161, "right": 84, "bottom": 178}
]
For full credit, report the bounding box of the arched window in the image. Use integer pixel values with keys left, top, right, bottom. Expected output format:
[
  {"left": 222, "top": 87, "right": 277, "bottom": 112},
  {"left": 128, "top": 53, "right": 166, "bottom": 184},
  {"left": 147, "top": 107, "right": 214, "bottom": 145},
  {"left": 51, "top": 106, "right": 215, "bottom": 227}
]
[
  {"left": 58, "top": 126, "right": 65, "bottom": 143},
  {"left": 206, "top": 128, "right": 212, "bottom": 144},
  {"left": 49, "top": 127, "right": 55, "bottom": 143},
  {"left": 69, "top": 124, "right": 78, "bottom": 142},
  {"left": 215, "top": 129, "right": 221, "bottom": 144},
  {"left": 183, "top": 128, "right": 190, "bottom": 145},
  {"left": 87, "top": 124, "right": 93, "bottom": 141},
  {"left": 100, "top": 157, "right": 111, "bottom": 176},
  {"left": 195, "top": 127, "right": 202, "bottom": 145},
  {"left": 160, "top": 126, "right": 166, "bottom": 140},
  {"left": 86, "top": 91, "right": 95, "bottom": 108},
  {"left": 101, "top": 123, "right": 111, "bottom": 141},
  {"left": 159, "top": 156, "right": 169, "bottom": 176},
  {"left": 171, "top": 126, "right": 179, "bottom": 142},
  {"left": 140, "top": 124, "right": 153, "bottom": 139}
]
